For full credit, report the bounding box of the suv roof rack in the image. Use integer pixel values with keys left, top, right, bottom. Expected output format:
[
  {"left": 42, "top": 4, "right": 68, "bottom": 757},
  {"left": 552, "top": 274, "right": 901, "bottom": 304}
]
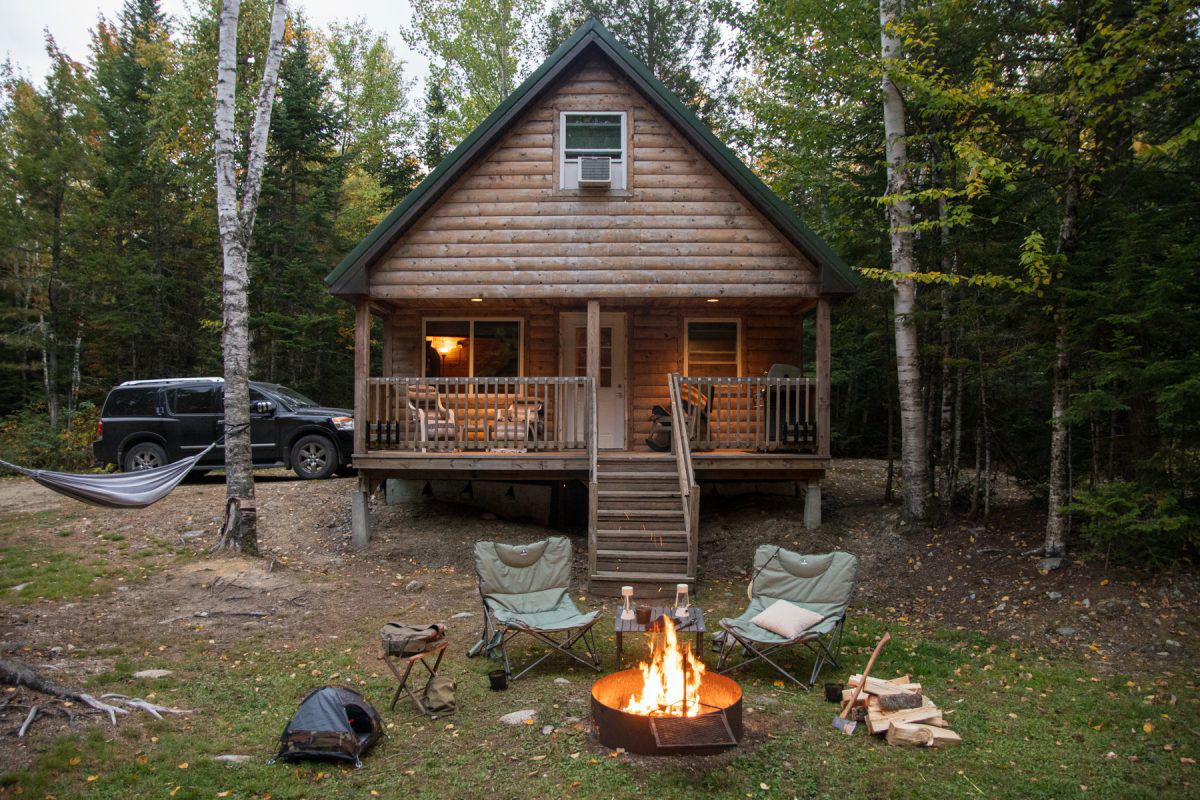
[{"left": 117, "top": 377, "right": 225, "bottom": 387}]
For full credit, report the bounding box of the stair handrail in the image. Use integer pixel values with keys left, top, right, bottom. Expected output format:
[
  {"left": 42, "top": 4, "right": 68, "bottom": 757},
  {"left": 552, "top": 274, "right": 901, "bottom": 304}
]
[
  {"left": 587, "top": 375, "right": 598, "bottom": 578},
  {"left": 668, "top": 373, "right": 699, "bottom": 578}
]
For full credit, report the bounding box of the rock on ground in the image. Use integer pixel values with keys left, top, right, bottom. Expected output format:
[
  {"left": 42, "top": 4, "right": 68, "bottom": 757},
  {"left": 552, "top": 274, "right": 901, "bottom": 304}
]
[{"left": 499, "top": 709, "right": 537, "bottom": 725}]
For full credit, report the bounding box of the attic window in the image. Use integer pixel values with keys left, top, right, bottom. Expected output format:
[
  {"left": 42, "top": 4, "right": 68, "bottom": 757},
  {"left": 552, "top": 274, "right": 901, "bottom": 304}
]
[{"left": 560, "top": 112, "right": 626, "bottom": 190}]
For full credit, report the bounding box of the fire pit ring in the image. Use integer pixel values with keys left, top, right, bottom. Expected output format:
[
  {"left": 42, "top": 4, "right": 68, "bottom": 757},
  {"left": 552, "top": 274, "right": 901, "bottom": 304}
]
[{"left": 591, "top": 669, "right": 743, "bottom": 755}]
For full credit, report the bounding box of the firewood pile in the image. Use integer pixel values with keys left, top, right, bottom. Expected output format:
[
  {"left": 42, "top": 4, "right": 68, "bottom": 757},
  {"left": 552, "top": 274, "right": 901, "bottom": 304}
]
[{"left": 842, "top": 674, "right": 961, "bottom": 748}]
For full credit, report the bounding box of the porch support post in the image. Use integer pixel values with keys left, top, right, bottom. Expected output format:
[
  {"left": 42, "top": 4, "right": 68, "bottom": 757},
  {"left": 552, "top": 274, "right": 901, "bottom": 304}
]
[
  {"left": 352, "top": 296, "right": 371, "bottom": 548},
  {"left": 586, "top": 300, "right": 600, "bottom": 387},
  {"left": 354, "top": 296, "right": 370, "bottom": 456},
  {"left": 815, "top": 297, "right": 831, "bottom": 458},
  {"left": 804, "top": 481, "right": 822, "bottom": 529}
]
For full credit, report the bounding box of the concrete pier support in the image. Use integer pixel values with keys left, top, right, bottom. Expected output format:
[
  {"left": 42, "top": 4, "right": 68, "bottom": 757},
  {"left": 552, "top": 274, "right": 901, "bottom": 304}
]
[
  {"left": 803, "top": 481, "right": 822, "bottom": 529},
  {"left": 351, "top": 478, "right": 371, "bottom": 549}
]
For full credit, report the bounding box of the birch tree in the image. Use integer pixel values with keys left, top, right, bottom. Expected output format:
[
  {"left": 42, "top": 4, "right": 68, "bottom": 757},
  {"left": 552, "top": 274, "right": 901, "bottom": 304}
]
[
  {"left": 213, "top": 0, "right": 287, "bottom": 554},
  {"left": 880, "top": 0, "right": 929, "bottom": 523}
]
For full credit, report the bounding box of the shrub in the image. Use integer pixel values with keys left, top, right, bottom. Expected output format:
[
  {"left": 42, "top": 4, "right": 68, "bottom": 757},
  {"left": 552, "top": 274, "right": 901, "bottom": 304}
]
[
  {"left": 1069, "top": 481, "right": 1199, "bottom": 567},
  {"left": 0, "top": 403, "right": 101, "bottom": 472}
]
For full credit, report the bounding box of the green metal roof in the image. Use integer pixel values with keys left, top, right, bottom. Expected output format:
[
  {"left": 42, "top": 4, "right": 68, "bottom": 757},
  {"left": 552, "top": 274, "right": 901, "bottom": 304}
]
[{"left": 325, "top": 19, "right": 859, "bottom": 297}]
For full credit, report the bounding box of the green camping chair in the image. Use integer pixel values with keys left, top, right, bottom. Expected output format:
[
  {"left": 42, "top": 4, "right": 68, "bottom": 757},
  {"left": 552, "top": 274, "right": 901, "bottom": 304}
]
[
  {"left": 715, "top": 547, "right": 858, "bottom": 689},
  {"left": 468, "top": 536, "right": 603, "bottom": 680}
]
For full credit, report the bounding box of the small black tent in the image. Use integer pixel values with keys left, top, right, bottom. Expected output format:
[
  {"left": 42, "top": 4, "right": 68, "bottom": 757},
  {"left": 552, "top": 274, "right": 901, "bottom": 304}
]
[{"left": 275, "top": 686, "right": 383, "bottom": 767}]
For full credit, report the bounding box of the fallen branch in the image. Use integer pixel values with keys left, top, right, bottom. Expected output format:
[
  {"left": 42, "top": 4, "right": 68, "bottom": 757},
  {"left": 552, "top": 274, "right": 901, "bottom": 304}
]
[
  {"left": 18, "top": 705, "right": 38, "bottom": 737},
  {"left": 101, "top": 694, "right": 193, "bottom": 719},
  {"left": 1, "top": 658, "right": 129, "bottom": 725}
]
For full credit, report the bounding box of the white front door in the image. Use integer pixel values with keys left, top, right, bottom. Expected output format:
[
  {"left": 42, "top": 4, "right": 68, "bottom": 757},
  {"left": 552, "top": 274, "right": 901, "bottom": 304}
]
[{"left": 560, "top": 312, "right": 627, "bottom": 449}]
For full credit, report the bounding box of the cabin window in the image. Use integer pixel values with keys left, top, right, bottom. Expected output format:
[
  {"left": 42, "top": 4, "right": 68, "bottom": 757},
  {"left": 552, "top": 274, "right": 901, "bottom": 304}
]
[
  {"left": 424, "top": 319, "right": 522, "bottom": 378},
  {"left": 684, "top": 319, "right": 741, "bottom": 377},
  {"left": 560, "top": 112, "right": 626, "bottom": 189}
]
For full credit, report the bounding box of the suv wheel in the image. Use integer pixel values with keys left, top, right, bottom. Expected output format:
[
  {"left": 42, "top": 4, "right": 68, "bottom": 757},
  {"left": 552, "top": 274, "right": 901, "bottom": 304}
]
[
  {"left": 123, "top": 442, "right": 167, "bottom": 472},
  {"left": 291, "top": 435, "right": 337, "bottom": 480}
]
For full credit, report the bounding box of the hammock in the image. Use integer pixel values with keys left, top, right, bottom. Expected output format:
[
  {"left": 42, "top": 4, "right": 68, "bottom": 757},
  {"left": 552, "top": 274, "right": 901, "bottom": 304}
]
[{"left": 0, "top": 442, "right": 219, "bottom": 509}]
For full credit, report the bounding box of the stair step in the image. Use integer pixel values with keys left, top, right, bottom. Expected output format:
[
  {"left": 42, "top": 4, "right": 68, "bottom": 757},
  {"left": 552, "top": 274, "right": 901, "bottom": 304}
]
[
  {"left": 597, "top": 461, "right": 675, "bottom": 473},
  {"left": 596, "top": 509, "right": 683, "bottom": 519},
  {"left": 596, "top": 549, "right": 688, "bottom": 560},
  {"left": 597, "top": 490, "right": 681, "bottom": 498},
  {"left": 596, "top": 528, "right": 687, "bottom": 537},
  {"left": 597, "top": 471, "right": 677, "bottom": 480},
  {"left": 590, "top": 570, "right": 692, "bottom": 582}
]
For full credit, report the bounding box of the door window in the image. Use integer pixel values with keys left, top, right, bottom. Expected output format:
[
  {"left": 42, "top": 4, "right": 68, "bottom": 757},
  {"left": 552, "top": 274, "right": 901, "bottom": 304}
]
[
  {"left": 573, "top": 327, "right": 612, "bottom": 387},
  {"left": 169, "top": 385, "right": 221, "bottom": 414}
]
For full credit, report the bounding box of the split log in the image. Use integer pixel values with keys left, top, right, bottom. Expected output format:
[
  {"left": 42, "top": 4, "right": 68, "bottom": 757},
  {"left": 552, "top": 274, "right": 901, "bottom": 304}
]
[
  {"left": 1, "top": 658, "right": 129, "bottom": 725},
  {"left": 886, "top": 722, "right": 961, "bottom": 748},
  {"left": 847, "top": 674, "right": 922, "bottom": 695}
]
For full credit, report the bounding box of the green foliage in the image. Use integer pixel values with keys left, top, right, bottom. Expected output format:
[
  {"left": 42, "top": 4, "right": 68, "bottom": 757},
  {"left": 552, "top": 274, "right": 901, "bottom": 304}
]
[
  {"left": 1069, "top": 482, "right": 1199, "bottom": 567},
  {"left": 404, "top": 0, "right": 544, "bottom": 141},
  {"left": 540, "top": 0, "right": 728, "bottom": 122},
  {"left": 0, "top": 402, "right": 100, "bottom": 471}
]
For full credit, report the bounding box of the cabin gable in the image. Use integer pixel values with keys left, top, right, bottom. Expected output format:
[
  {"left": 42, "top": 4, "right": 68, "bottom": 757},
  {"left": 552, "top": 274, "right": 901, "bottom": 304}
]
[{"left": 368, "top": 59, "right": 818, "bottom": 301}]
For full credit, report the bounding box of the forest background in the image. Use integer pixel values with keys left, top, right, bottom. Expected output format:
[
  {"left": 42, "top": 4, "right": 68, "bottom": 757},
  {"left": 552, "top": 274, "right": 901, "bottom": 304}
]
[{"left": 1, "top": 0, "right": 1197, "bottom": 562}]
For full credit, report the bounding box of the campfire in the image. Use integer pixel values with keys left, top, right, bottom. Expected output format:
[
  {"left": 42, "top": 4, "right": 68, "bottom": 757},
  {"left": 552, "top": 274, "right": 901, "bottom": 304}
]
[{"left": 592, "top": 614, "right": 743, "bottom": 755}]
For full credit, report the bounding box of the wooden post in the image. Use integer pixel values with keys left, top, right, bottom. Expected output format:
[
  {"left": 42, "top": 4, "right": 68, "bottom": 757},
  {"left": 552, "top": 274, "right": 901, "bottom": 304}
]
[
  {"left": 816, "top": 297, "right": 831, "bottom": 458},
  {"left": 586, "top": 300, "right": 600, "bottom": 389},
  {"left": 354, "top": 296, "right": 370, "bottom": 456}
]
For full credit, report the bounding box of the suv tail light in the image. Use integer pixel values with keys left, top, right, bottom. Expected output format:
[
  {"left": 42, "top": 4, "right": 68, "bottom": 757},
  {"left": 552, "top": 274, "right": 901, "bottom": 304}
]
[{"left": 96, "top": 420, "right": 103, "bottom": 440}]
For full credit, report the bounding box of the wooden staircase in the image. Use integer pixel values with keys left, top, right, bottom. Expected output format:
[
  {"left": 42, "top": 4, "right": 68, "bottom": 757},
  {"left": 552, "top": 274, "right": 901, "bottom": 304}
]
[{"left": 587, "top": 375, "right": 700, "bottom": 598}]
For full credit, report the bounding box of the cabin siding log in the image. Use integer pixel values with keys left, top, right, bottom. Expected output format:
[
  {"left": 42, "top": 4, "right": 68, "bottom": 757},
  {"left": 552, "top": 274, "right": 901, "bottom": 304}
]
[{"left": 368, "top": 59, "right": 818, "bottom": 300}]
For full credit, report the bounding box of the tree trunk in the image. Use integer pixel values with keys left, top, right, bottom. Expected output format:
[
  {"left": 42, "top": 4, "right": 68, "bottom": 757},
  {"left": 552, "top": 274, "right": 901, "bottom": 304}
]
[
  {"left": 881, "top": 0, "right": 929, "bottom": 524},
  {"left": 213, "top": 0, "right": 288, "bottom": 556},
  {"left": 1045, "top": 322, "right": 1070, "bottom": 555},
  {"left": 1044, "top": 107, "right": 1080, "bottom": 557}
]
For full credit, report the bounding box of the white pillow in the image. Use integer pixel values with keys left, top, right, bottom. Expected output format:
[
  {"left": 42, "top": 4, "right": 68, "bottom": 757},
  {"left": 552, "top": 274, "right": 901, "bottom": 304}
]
[{"left": 752, "top": 599, "right": 823, "bottom": 638}]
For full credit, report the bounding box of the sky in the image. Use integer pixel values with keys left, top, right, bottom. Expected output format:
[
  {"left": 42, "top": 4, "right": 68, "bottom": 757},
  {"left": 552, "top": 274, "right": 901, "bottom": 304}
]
[{"left": 0, "top": 0, "right": 429, "bottom": 85}]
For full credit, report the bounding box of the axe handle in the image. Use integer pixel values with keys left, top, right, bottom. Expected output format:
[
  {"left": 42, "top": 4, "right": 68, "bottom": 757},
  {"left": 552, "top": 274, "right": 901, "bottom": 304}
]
[{"left": 838, "top": 631, "right": 891, "bottom": 720}]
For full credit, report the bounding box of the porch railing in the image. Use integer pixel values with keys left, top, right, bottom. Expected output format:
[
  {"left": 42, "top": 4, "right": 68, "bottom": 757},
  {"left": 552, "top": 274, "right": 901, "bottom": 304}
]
[
  {"left": 673, "top": 375, "right": 819, "bottom": 453},
  {"left": 364, "top": 376, "right": 591, "bottom": 452},
  {"left": 667, "top": 374, "right": 699, "bottom": 578}
]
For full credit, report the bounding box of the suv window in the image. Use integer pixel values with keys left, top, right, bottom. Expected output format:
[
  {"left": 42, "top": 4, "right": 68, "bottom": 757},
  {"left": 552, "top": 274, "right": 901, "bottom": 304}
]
[
  {"left": 169, "top": 385, "right": 221, "bottom": 414},
  {"left": 104, "top": 387, "right": 161, "bottom": 417}
]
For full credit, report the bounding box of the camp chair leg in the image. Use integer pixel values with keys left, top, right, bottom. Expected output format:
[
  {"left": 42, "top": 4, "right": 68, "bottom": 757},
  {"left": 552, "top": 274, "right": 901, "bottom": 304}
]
[
  {"left": 502, "top": 621, "right": 603, "bottom": 681},
  {"left": 715, "top": 626, "right": 813, "bottom": 690}
]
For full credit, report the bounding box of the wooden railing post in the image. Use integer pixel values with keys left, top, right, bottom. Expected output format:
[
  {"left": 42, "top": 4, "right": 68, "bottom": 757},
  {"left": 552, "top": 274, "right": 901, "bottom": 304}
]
[{"left": 816, "top": 298, "right": 831, "bottom": 458}]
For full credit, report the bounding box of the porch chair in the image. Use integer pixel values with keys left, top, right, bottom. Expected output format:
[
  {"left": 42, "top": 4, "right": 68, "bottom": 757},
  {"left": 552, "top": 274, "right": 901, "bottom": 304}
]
[
  {"left": 467, "top": 536, "right": 603, "bottom": 680},
  {"left": 715, "top": 547, "right": 858, "bottom": 689},
  {"left": 488, "top": 399, "right": 544, "bottom": 447},
  {"left": 404, "top": 385, "right": 458, "bottom": 448}
]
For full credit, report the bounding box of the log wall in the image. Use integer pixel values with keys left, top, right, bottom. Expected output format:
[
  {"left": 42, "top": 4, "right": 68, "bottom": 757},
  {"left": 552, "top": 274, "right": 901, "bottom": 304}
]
[
  {"left": 380, "top": 300, "right": 803, "bottom": 451},
  {"left": 370, "top": 58, "right": 819, "bottom": 300}
]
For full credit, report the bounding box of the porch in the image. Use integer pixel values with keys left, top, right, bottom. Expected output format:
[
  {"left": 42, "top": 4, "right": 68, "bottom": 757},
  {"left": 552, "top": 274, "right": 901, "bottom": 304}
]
[{"left": 348, "top": 297, "right": 832, "bottom": 594}]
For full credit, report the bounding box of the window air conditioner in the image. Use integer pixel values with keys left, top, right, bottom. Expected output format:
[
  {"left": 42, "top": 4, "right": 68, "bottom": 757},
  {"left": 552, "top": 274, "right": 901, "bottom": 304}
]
[{"left": 578, "top": 156, "right": 612, "bottom": 187}]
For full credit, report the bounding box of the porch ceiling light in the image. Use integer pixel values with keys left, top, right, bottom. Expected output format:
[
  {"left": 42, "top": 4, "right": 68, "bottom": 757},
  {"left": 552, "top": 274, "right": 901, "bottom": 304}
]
[
  {"left": 470, "top": 297, "right": 483, "bottom": 302},
  {"left": 706, "top": 298, "right": 720, "bottom": 303}
]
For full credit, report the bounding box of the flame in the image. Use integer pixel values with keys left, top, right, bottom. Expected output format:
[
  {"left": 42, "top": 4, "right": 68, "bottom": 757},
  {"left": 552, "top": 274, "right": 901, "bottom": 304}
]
[{"left": 622, "top": 614, "right": 707, "bottom": 717}]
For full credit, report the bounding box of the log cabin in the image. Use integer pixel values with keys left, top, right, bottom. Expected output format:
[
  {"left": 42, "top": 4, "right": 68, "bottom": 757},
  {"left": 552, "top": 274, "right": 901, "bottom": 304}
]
[{"left": 326, "top": 20, "right": 858, "bottom": 595}]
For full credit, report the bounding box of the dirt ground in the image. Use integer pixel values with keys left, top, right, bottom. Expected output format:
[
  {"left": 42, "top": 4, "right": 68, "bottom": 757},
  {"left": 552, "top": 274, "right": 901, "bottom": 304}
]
[{"left": 0, "top": 459, "right": 1195, "bottom": 775}]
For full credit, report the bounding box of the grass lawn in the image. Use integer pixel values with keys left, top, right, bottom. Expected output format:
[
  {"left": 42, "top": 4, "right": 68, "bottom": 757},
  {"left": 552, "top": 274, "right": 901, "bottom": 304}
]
[{"left": 3, "top": 602, "right": 1196, "bottom": 800}]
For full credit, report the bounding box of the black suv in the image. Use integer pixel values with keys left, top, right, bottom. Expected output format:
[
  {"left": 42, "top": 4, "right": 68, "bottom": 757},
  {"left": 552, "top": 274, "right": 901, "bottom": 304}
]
[{"left": 92, "top": 378, "right": 355, "bottom": 479}]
